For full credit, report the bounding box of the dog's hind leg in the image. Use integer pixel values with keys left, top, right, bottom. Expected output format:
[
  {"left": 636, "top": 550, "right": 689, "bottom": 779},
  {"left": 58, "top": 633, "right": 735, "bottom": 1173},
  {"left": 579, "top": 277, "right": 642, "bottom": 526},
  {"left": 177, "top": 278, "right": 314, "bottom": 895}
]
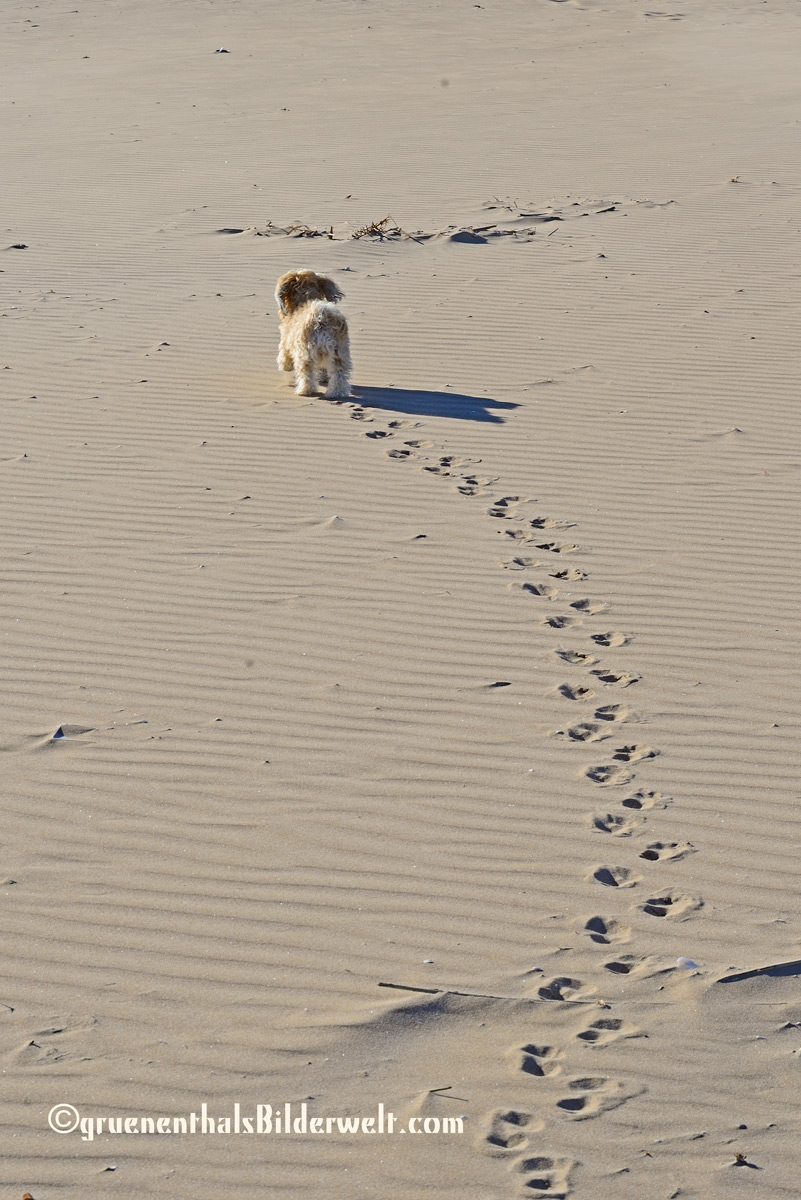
[
  {"left": 276, "top": 328, "right": 293, "bottom": 372},
  {"left": 324, "top": 352, "right": 351, "bottom": 399},
  {"left": 293, "top": 350, "right": 317, "bottom": 396}
]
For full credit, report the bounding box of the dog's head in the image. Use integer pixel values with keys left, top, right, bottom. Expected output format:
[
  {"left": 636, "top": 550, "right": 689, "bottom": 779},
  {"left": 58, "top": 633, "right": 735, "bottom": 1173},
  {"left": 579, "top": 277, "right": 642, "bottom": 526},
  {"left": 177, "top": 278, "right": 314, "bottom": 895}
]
[{"left": 275, "top": 269, "right": 344, "bottom": 317}]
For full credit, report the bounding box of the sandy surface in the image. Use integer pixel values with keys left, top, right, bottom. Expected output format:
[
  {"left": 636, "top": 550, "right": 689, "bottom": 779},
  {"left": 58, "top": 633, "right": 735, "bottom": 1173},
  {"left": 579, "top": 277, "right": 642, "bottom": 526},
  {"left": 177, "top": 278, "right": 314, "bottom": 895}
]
[{"left": 2, "top": 0, "right": 801, "bottom": 1196}]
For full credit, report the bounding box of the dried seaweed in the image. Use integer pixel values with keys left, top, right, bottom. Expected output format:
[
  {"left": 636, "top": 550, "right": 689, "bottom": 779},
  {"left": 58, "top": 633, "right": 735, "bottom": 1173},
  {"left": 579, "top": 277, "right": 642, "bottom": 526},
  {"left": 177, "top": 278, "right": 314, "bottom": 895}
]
[
  {"left": 350, "top": 215, "right": 420, "bottom": 242},
  {"left": 285, "top": 224, "right": 334, "bottom": 239}
]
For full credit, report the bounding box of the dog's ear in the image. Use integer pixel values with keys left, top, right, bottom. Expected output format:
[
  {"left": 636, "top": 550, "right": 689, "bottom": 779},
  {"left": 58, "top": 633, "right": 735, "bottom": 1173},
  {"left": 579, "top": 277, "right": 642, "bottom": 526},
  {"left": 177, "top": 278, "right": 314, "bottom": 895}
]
[
  {"left": 320, "top": 276, "right": 344, "bottom": 304},
  {"left": 275, "top": 272, "right": 301, "bottom": 316}
]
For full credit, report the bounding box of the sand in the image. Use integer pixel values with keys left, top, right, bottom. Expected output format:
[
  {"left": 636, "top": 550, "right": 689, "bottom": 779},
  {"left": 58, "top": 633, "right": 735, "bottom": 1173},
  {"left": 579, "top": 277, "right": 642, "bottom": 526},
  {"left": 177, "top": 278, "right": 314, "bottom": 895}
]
[{"left": 2, "top": 0, "right": 801, "bottom": 1196}]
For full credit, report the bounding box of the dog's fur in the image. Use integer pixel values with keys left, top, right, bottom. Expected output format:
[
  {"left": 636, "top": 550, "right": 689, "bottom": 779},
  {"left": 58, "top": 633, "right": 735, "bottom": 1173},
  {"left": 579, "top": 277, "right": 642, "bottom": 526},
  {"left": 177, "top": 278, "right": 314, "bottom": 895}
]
[{"left": 275, "top": 269, "right": 352, "bottom": 398}]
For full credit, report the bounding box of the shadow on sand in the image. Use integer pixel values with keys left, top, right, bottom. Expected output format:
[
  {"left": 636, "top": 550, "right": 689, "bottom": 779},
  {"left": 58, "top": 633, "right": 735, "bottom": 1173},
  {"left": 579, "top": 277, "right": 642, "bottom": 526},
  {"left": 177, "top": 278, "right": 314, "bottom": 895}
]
[{"left": 347, "top": 385, "right": 518, "bottom": 424}]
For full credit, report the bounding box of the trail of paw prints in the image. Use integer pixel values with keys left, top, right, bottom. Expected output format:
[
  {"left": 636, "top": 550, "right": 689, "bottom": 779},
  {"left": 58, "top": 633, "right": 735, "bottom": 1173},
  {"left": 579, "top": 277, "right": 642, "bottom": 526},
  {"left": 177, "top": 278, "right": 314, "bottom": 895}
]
[
  {"left": 580, "top": 730, "right": 704, "bottom": 930},
  {"left": 348, "top": 403, "right": 632, "bottom": 756},
  {"left": 481, "top": 991, "right": 646, "bottom": 1194},
  {"left": 348, "top": 404, "right": 664, "bottom": 1185},
  {"left": 349, "top": 403, "right": 504, "bottom": 496},
  {"left": 588, "top": 791, "right": 694, "bottom": 860},
  {"left": 351, "top": 415, "right": 654, "bottom": 890},
  {"left": 585, "top": 779, "right": 699, "bottom": 963},
  {"left": 477, "top": 1109, "right": 577, "bottom": 1198},
  {"left": 509, "top": 998, "right": 647, "bottom": 1127},
  {"left": 545, "top": 583, "right": 705, "bottom": 1001}
]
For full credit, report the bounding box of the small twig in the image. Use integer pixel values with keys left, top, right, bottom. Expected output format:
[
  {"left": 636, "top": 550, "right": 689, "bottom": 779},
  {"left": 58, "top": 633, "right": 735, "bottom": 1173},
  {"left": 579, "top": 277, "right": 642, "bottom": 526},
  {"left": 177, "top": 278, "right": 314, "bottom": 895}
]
[{"left": 428, "top": 1085, "right": 468, "bottom": 1101}]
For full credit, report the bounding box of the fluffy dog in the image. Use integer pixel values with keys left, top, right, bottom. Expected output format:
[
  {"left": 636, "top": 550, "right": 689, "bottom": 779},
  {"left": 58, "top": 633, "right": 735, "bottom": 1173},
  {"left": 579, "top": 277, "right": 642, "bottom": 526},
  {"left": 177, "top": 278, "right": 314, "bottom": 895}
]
[{"left": 275, "top": 269, "right": 352, "bottom": 399}]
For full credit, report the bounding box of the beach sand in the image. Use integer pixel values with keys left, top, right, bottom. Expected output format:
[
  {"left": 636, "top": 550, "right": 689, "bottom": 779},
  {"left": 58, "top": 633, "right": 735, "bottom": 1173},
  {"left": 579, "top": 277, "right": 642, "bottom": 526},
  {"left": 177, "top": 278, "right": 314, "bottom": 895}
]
[{"left": 2, "top": 0, "right": 801, "bottom": 1195}]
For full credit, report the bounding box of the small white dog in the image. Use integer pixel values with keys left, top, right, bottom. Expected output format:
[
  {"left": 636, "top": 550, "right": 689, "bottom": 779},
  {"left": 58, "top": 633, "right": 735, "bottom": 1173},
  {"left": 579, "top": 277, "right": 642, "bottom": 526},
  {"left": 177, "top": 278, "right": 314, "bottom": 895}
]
[{"left": 275, "top": 269, "right": 352, "bottom": 398}]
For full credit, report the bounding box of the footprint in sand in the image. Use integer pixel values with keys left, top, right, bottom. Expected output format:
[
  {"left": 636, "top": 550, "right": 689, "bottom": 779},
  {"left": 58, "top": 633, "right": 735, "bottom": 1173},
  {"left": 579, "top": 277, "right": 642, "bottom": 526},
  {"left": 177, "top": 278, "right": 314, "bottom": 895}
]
[
  {"left": 365, "top": 429, "right": 392, "bottom": 439},
  {"left": 591, "top": 667, "right": 641, "bottom": 688},
  {"left": 488, "top": 495, "right": 529, "bottom": 517},
  {"left": 456, "top": 474, "right": 495, "bottom": 496},
  {"left": 521, "top": 582, "right": 559, "bottom": 600},
  {"left": 584, "top": 915, "right": 632, "bottom": 944},
  {"left": 594, "top": 703, "right": 630, "bottom": 722},
  {"left": 558, "top": 683, "right": 595, "bottom": 700},
  {"left": 584, "top": 763, "right": 633, "bottom": 787},
  {"left": 537, "top": 976, "right": 591, "bottom": 1002},
  {"left": 529, "top": 516, "right": 575, "bottom": 530},
  {"left": 622, "top": 788, "right": 670, "bottom": 810},
  {"left": 542, "top": 614, "right": 583, "bottom": 629},
  {"left": 502, "top": 556, "right": 542, "bottom": 571},
  {"left": 534, "top": 541, "right": 580, "bottom": 554},
  {"left": 555, "top": 1075, "right": 645, "bottom": 1120},
  {"left": 423, "top": 454, "right": 476, "bottom": 476},
  {"left": 551, "top": 721, "right": 608, "bottom": 744},
  {"left": 590, "top": 864, "right": 642, "bottom": 888},
  {"left": 514, "top": 1043, "right": 563, "bottom": 1077},
  {"left": 512, "top": 1154, "right": 575, "bottom": 1198},
  {"left": 502, "top": 528, "right": 536, "bottom": 543},
  {"left": 590, "top": 631, "right": 630, "bottom": 647},
  {"left": 576, "top": 1016, "right": 644, "bottom": 1045},
  {"left": 639, "top": 841, "right": 695, "bottom": 862},
  {"left": 550, "top": 566, "right": 587, "bottom": 581},
  {"left": 603, "top": 953, "right": 664, "bottom": 977},
  {"left": 386, "top": 447, "right": 413, "bottom": 460},
  {"left": 570, "top": 598, "right": 608, "bottom": 615},
  {"left": 478, "top": 1107, "right": 542, "bottom": 1155},
  {"left": 640, "top": 892, "right": 703, "bottom": 919},
  {"left": 611, "top": 743, "right": 658, "bottom": 763},
  {"left": 589, "top": 811, "right": 642, "bottom": 836},
  {"left": 554, "top": 648, "right": 598, "bottom": 666},
  {"left": 386, "top": 419, "right": 422, "bottom": 430}
]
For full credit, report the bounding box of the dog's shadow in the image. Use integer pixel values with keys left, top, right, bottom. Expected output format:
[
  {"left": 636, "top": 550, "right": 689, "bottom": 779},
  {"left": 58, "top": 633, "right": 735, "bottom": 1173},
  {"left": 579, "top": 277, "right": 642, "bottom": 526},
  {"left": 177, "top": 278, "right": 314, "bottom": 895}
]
[{"left": 346, "top": 385, "right": 518, "bottom": 424}]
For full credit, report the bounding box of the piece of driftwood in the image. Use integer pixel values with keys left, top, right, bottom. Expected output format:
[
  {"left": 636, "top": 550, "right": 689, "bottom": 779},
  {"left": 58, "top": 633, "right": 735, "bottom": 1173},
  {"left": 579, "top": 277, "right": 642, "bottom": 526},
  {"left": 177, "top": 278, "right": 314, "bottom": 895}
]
[{"left": 718, "top": 958, "right": 801, "bottom": 984}]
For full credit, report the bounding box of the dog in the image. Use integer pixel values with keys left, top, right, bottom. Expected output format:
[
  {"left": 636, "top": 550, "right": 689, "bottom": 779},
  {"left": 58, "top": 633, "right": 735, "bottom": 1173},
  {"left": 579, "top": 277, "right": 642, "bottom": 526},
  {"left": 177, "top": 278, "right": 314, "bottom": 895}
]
[{"left": 275, "top": 269, "right": 352, "bottom": 398}]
